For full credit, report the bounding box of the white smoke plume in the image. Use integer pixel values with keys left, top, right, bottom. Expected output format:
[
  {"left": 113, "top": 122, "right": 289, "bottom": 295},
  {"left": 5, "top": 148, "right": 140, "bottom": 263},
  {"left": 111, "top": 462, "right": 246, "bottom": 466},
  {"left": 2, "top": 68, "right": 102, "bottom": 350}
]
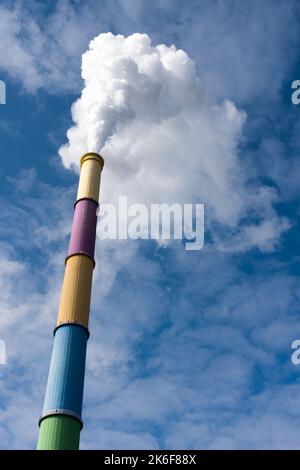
[
  {"left": 59, "top": 32, "right": 289, "bottom": 251},
  {"left": 60, "top": 32, "right": 203, "bottom": 158}
]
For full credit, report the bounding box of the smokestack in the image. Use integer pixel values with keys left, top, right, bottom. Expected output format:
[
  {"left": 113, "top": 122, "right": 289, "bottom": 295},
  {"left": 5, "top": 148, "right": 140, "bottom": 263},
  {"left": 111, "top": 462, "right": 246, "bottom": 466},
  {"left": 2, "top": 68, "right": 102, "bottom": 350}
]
[{"left": 37, "top": 152, "right": 104, "bottom": 450}]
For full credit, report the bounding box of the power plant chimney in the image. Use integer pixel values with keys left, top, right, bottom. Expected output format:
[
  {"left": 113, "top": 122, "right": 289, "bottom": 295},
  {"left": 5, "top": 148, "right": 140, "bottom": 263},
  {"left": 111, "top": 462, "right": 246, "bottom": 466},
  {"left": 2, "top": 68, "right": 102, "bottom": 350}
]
[{"left": 37, "top": 152, "right": 104, "bottom": 450}]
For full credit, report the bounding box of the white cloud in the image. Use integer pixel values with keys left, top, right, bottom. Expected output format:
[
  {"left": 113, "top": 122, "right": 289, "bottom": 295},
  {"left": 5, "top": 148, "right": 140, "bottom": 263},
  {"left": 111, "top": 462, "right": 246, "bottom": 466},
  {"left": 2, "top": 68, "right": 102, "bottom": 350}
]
[
  {"left": 0, "top": 170, "right": 299, "bottom": 449},
  {"left": 178, "top": 0, "right": 299, "bottom": 106},
  {"left": 0, "top": 0, "right": 298, "bottom": 104},
  {"left": 58, "top": 32, "right": 289, "bottom": 252},
  {"left": 0, "top": 2, "right": 96, "bottom": 93},
  {"left": 0, "top": 6, "right": 43, "bottom": 92}
]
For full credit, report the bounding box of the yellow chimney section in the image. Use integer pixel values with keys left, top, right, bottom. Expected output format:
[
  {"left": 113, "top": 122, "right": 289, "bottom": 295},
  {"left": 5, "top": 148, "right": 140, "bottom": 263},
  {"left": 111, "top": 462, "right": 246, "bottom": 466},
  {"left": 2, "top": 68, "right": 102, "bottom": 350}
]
[
  {"left": 56, "top": 255, "right": 94, "bottom": 329},
  {"left": 76, "top": 152, "right": 104, "bottom": 204}
]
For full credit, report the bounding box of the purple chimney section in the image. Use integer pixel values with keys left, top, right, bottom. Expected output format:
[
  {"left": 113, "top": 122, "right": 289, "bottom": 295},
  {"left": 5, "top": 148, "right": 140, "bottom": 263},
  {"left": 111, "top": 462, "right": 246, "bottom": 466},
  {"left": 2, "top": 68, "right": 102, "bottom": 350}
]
[{"left": 68, "top": 199, "right": 98, "bottom": 261}]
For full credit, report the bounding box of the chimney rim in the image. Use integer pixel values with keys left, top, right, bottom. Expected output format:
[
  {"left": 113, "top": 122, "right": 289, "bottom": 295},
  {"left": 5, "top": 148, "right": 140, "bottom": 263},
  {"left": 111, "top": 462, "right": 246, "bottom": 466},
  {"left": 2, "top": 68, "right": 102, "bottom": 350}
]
[{"left": 80, "top": 152, "right": 104, "bottom": 169}]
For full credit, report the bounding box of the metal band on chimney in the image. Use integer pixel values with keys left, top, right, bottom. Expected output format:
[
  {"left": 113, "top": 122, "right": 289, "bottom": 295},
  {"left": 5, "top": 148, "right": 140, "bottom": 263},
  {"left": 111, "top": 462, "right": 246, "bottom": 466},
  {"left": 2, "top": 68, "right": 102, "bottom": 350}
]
[
  {"left": 80, "top": 152, "right": 104, "bottom": 169},
  {"left": 39, "top": 410, "right": 83, "bottom": 429},
  {"left": 53, "top": 322, "right": 90, "bottom": 339},
  {"left": 65, "top": 252, "right": 95, "bottom": 268}
]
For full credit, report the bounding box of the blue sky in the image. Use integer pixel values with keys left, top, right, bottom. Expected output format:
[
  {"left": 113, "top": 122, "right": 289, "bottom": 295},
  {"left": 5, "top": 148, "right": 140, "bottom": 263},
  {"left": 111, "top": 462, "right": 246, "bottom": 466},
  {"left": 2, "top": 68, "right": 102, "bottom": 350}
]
[{"left": 0, "top": 0, "right": 300, "bottom": 449}]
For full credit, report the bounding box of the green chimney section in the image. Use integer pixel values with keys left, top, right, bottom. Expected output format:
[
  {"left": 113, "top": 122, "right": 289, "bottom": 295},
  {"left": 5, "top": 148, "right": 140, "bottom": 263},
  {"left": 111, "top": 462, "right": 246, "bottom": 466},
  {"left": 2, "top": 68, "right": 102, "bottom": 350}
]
[{"left": 37, "top": 415, "right": 81, "bottom": 450}]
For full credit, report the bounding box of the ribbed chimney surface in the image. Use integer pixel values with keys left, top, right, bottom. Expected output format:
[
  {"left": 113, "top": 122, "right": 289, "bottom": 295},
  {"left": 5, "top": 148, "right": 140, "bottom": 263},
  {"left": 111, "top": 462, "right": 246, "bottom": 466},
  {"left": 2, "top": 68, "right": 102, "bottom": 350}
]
[{"left": 37, "top": 152, "right": 104, "bottom": 450}]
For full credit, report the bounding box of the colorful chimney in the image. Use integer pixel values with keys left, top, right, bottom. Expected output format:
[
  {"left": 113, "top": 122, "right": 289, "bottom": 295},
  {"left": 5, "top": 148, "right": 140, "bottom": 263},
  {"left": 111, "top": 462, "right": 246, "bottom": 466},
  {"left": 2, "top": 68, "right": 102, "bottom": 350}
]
[{"left": 37, "top": 152, "right": 104, "bottom": 450}]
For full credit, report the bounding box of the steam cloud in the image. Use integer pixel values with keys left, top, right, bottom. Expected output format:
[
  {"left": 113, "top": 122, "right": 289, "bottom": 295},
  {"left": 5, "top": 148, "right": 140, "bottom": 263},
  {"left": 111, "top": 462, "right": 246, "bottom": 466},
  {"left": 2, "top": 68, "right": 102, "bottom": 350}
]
[
  {"left": 59, "top": 32, "right": 289, "bottom": 251},
  {"left": 60, "top": 32, "right": 205, "bottom": 158}
]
